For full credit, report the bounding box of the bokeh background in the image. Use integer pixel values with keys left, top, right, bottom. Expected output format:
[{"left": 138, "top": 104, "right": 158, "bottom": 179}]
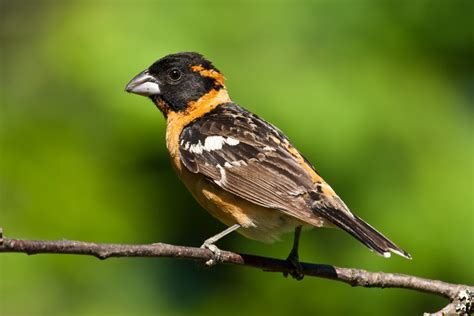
[{"left": 1, "top": 0, "right": 473, "bottom": 315}]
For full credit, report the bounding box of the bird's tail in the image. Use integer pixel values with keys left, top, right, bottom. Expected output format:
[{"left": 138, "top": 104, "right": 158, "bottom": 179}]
[{"left": 317, "top": 207, "right": 412, "bottom": 259}]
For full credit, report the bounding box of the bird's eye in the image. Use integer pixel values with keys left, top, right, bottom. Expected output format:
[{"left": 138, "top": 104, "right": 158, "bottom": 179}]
[{"left": 168, "top": 69, "right": 182, "bottom": 81}]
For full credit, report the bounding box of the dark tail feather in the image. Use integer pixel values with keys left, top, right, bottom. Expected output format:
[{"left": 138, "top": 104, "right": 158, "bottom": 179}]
[{"left": 318, "top": 208, "right": 412, "bottom": 259}]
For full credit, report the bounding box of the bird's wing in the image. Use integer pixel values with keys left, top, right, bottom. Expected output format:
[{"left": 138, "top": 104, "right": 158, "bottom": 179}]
[
  {"left": 179, "top": 103, "right": 341, "bottom": 222},
  {"left": 179, "top": 103, "right": 412, "bottom": 259}
]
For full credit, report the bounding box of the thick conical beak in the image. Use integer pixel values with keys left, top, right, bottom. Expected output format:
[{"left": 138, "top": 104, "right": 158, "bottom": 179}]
[{"left": 125, "top": 69, "right": 161, "bottom": 96}]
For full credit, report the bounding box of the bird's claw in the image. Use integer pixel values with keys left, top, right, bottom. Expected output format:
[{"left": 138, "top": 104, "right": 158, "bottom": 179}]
[
  {"left": 283, "top": 253, "right": 304, "bottom": 280},
  {"left": 200, "top": 242, "right": 222, "bottom": 267}
]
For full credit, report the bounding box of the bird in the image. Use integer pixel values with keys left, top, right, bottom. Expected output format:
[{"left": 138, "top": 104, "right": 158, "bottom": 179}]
[{"left": 125, "top": 52, "right": 411, "bottom": 278}]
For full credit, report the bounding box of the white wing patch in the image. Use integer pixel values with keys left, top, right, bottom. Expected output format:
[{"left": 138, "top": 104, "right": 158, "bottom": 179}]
[
  {"left": 214, "top": 164, "right": 227, "bottom": 185},
  {"left": 184, "top": 136, "right": 240, "bottom": 154},
  {"left": 187, "top": 142, "right": 204, "bottom": 154},
  {"left": 204, "top": 136, "right": 226, "bottom": 150},
  {"left": 223, "top": 160, "right": 247, "bottom": 168},
  {"left": 225, "top": 137, "right": 240, "bottom": 146}
]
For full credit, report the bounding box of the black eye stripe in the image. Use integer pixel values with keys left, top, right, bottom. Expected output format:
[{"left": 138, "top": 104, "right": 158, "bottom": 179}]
[{"left": 168, "top": 68, "right": 182, "bottom": 81}]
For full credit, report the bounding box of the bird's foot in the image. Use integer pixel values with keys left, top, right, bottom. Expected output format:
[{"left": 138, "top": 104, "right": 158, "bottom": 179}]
[
  {"left": 200, "top": 241, "right": 222, "bottom": 267},
  {"left": 283, "top": 252, "right": 304, "bottom": 280}
]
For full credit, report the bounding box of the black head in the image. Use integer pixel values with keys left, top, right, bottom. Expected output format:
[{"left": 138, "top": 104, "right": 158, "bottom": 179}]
[{"left": 125, "top": 52, "right": 225, "bottom": 114}]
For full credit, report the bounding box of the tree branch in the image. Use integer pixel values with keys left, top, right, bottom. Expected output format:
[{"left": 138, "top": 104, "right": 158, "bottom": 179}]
[{"left": 0, "top": 228, "right": 472, "bottom": 315}]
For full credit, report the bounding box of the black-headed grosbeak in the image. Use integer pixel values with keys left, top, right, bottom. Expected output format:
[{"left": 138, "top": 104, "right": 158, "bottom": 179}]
[{"left": 125, "top": 52, "right": 411, "bottom": 278}]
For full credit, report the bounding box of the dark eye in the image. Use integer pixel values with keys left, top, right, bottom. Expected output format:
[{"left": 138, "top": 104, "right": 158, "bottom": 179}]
[{"left": 168, "top": 68, "right": 182, "bottom": 81}]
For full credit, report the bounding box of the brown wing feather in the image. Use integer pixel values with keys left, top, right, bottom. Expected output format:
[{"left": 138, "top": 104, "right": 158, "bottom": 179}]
[{"left": 179, "top": 103, "right": 322, "bottom": 223}]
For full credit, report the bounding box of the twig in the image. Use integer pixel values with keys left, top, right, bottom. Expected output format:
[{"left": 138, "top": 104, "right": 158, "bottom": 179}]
[{"left": 0, "top": 229, "right": 472, "bottom": 315}]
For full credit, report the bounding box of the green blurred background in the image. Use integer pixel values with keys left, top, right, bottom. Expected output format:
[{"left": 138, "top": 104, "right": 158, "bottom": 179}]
[{"left": 1, "top": 0, "right": 473, "bottom": 315}]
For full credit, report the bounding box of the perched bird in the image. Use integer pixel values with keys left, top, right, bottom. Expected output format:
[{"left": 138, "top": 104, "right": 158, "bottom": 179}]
[{"left": 125, "top": 52, "right": 411, "bottom": 278}]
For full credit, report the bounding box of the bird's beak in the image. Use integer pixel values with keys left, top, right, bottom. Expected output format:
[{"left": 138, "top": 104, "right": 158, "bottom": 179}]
[{"left": 125, "top": 69, "right": 161, "bottom": 96}]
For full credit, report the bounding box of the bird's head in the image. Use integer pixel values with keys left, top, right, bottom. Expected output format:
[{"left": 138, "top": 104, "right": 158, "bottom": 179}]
[{"left": 125, "top": 52, "right": 227, "bottom": 117}]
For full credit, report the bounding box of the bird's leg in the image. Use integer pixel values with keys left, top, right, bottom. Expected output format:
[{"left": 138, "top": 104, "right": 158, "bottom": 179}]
[
  {"left": 284, "top": 225, "right": 304, "bottom": 280},
  {"left": 200, "top": 224, "right": 240, "bottom": 267}
]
